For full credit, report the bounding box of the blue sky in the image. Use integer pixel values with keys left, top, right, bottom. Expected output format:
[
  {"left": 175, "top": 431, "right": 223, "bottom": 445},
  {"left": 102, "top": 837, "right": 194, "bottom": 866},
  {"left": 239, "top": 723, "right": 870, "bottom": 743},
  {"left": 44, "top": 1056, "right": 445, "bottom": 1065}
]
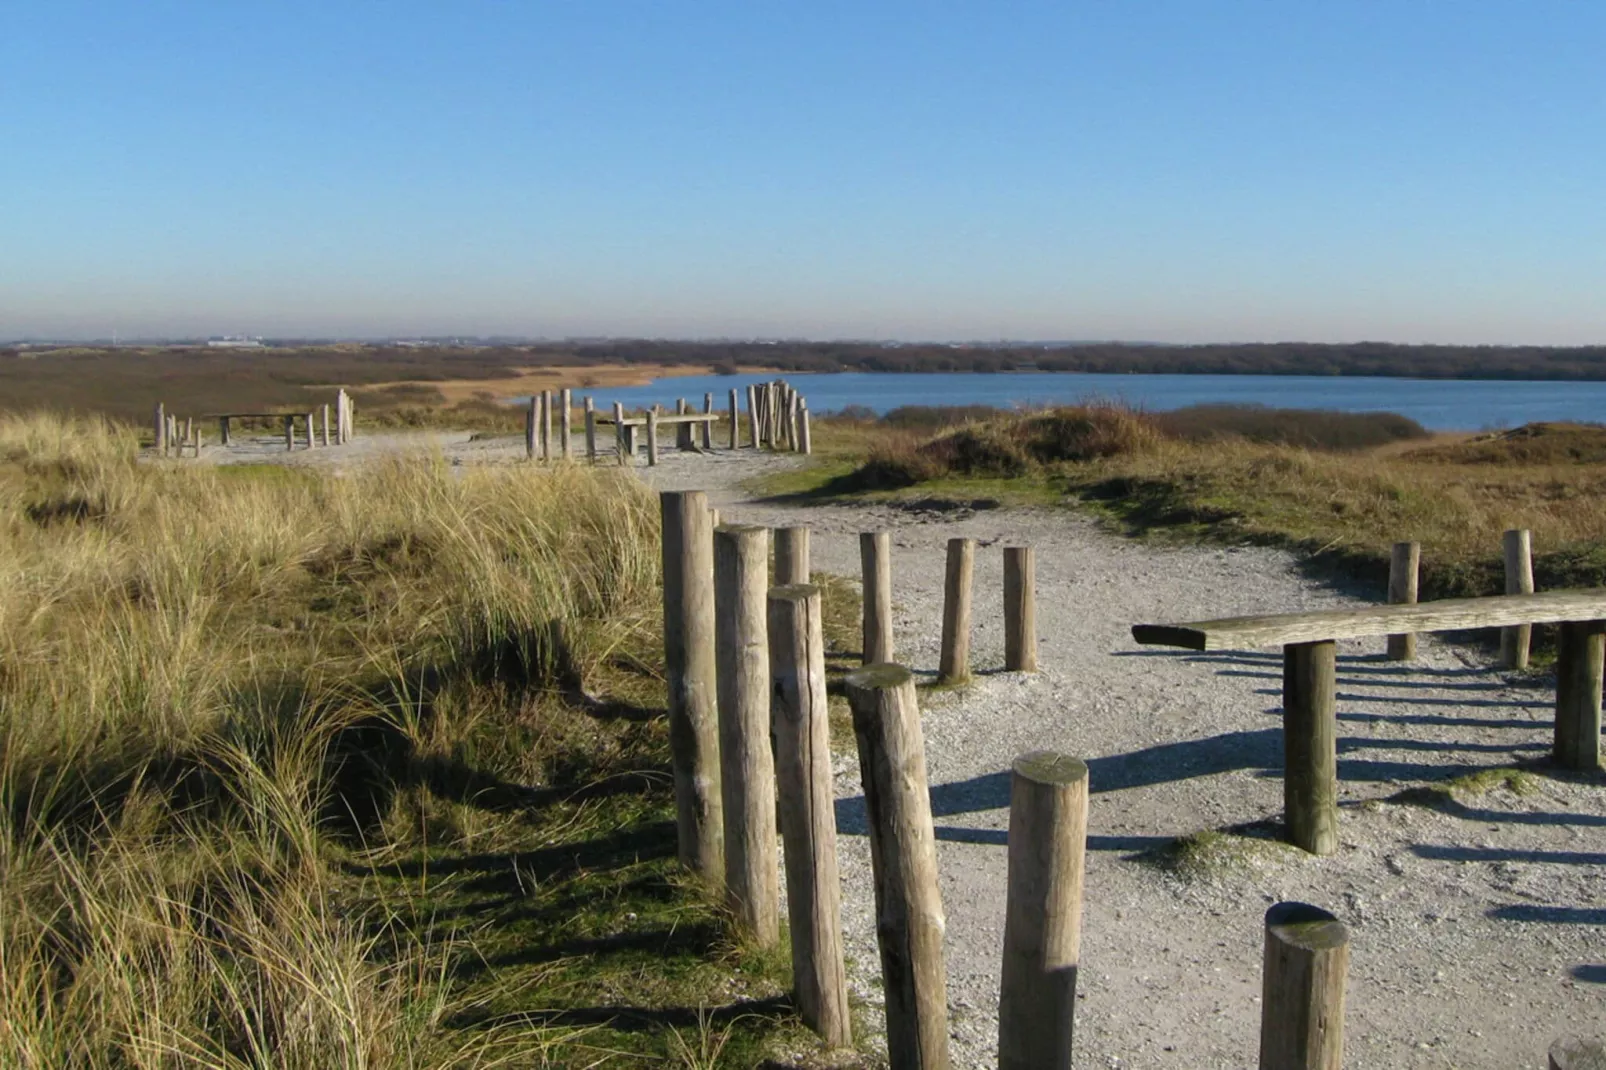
[{"left": 3, "top": 2, "right": 1603, "bottom": 343}]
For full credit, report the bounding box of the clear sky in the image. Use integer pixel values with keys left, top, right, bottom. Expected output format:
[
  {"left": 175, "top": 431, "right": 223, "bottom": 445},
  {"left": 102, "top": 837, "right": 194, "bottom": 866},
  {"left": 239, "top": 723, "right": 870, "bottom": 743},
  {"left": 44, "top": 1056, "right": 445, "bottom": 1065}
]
[{"left": 3, "top": 2, "right": 1603, "bottom": 343}]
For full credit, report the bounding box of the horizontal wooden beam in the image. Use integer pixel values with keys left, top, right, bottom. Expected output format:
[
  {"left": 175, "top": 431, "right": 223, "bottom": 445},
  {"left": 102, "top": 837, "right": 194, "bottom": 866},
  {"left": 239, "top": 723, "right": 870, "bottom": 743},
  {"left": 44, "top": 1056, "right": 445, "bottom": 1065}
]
[
  {"left": 1133, "top": 588, "right": 1606, "bottom": 651},
  {"left": 596, "top": 414, "right": 718, "bottom": 427}
]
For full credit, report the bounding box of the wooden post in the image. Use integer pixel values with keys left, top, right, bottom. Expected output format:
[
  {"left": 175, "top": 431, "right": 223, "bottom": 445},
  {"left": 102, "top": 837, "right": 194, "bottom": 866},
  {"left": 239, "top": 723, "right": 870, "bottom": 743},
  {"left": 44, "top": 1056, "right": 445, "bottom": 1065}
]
[
  {"left": 1259, "top": 901, "right": 1349, "bottom": 1070},
  {"left": 219, "top": 416, "right": 230, "bottom": 447},
  {"left": 844, "top": 664, "right": 950, "bottom": 1070},
  {"left": 1283, "top": 641, "right": 1339, "bottom": 855},
  {"left": 660, "top": 492, "right": 724, "bottom": 878},
  {"left": 284, "top": 416, "right": 295, "bottom": 452},
  {"left": 192, "top": 425, "right": 203, "bottom": 456},
  {"left": 799, "top": 402, "right": 812, "bottom": 455},
  {"left": 304, "top": 412, "right": 315, "bottom": 449},
  {"left": 336, "top": 390, "right": 348, "bottom": 444},
  {"left": 584, "top": 396, "right": 597, "bottom": 462},
  {"left": 861, "top": 531, "right": 894, "bottom": 665},
  {"left": 768, "top": 584, "right": 852, "bottom": 1047},
  {"left": 1502, "top": 529, "right": 1535, "bottom": 669},
  {"left": 1386, "top": 541, "right": 1420, "bottom": 661},
  {"left": 768, "top": 382, "right": 782, "bottom": 447},
  {"left": 154, "top": 404, "right": 166, "bottom": 453},
  {"left": 525, "top": 397, "right": 537, "bottom": 460},
  {"left": 1554, "top": 619, "right": 1605, "bottom": 771},
  {"left": 167, "top": 414, "right": 178, "bottom": 455},
  {"left": 939, "top": 538, "right": 974, "bottom": 684},
  {"left": 613, "top": 401, "right": 628, "bottom": 465},
  {"left": 182, "top": 418, "right": 192, "bottom": 457},
  {"left": 1550, "top": 1037, "right": 1606, "bottom": 1070},
  {"left": 1004, "top": 546, "right": 1038, "bottom": 672},
  {"left": 675, "top": 398, "right": 694, "bottom": 451},
  {"left": 321, "top": 404, "right": 331, "bottom": 447},
  {"left": 646, "top": 410, "right": 660, "bottom": 466},
  {"left": 714, "top": 524, "right": 779, "bottom": 946},
  {"left": 558, "top": 388, "right": 571, "bottom": 460},
  {"left": 998, "top": 752, "right": 1089, "bottom": 1070},
  {"left": 728, "top": 387, "right": 739, "bottom": 449},
  {"left": 702, "top": 392, "right": 715, "bottom": 449},
  {"left": 747, "top": 384, "right": 760, "bottom": 448},
  {"left": 775, "top": 525, "right": 810, "bottom": 585}
]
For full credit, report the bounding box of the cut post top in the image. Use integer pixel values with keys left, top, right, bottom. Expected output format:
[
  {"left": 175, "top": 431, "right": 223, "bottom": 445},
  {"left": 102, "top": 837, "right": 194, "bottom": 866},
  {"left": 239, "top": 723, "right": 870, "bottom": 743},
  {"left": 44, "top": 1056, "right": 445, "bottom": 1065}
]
[
  {"left": 1264, "top": 901, "right": 1348, "bottom": 950},
  {"left": 1013, "top": 751, "right": 1088, "bottom": 787}
]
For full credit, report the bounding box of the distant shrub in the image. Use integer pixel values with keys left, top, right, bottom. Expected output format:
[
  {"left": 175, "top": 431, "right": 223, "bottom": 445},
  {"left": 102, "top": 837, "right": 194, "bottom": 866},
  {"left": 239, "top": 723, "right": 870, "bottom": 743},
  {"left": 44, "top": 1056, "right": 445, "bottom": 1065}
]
[
  {"left": 1017, "top": 405, "right": 1166, "bottom": 462},
  {"left": 1408, "top": 422, "right": 1606, "bottom": 465},
  {"left": 1153, "top": 404, "right": 1428, "bottom": 451}
]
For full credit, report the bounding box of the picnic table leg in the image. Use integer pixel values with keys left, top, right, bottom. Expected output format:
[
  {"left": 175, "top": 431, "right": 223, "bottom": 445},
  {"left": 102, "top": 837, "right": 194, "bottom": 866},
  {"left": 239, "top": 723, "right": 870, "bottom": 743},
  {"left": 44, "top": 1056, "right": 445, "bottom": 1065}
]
[{"left": 1283, "top": 640, "right": 1339, "bottom": 855}]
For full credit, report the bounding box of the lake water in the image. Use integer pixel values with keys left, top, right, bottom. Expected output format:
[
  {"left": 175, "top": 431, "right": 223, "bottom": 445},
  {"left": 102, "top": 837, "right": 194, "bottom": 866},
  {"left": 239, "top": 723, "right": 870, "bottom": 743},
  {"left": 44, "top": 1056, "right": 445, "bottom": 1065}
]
[{"left": 542, "top": 372, "right": 1606, "bottom": 432}]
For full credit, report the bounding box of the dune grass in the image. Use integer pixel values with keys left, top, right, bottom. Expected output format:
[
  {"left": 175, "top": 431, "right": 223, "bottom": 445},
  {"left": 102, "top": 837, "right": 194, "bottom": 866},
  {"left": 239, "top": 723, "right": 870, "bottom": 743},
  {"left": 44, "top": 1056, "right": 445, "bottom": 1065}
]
[{"left": 0, "top": 412, "right": 824, "bottom": 1068}]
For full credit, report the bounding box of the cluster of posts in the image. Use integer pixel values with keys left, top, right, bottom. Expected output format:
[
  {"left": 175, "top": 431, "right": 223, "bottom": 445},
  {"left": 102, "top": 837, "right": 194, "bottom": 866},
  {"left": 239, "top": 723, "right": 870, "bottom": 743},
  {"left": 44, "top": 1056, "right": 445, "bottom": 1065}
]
[
  {"left": 151, "top": 390, "right": 355, "bottom": 456},
  {"left": 1385, "top": 527, "right": 1537, "bottom": 668},
  {"left": 523, "top": 380, "right": 812, "bottom": 467},
  {"left": 659, "top": 493, "right": 1362, "bottom": 1067}
]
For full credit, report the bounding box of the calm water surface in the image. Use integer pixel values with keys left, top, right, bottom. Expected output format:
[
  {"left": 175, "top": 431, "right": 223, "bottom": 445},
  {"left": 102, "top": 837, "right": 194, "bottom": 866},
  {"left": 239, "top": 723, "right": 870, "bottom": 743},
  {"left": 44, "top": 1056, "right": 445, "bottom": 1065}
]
[{"left": 539, "top": 372, "right": 1606, "bottom": 432}]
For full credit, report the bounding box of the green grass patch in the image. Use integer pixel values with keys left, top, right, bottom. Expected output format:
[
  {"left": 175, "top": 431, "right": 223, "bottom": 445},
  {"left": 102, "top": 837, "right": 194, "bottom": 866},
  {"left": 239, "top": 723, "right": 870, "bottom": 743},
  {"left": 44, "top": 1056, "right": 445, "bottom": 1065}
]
[{"left": 1141, "top": 824, "right": 1302, "bottom": 882}]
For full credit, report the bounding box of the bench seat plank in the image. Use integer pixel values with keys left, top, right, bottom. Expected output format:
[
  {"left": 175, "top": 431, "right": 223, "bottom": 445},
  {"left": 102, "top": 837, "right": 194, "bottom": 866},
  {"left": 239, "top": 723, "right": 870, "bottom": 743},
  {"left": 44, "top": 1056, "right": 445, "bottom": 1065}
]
[{"left": 1133, "top": 588, "right": 1606, "bottom": 651}]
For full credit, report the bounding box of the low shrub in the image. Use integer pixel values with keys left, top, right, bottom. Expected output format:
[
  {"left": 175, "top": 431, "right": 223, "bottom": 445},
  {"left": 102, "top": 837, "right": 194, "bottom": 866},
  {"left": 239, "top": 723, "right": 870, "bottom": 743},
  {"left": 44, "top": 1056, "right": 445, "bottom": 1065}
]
[{"left": 1154, "top": 404, "right": 1429, "bottom": 451}]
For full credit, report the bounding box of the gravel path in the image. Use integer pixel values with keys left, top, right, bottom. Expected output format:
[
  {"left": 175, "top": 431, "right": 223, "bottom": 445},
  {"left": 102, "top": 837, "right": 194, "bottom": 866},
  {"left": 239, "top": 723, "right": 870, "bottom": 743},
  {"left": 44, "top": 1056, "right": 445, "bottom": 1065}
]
[{"left": 194, "top": 433, "right": 1605, "bottom": 1068}]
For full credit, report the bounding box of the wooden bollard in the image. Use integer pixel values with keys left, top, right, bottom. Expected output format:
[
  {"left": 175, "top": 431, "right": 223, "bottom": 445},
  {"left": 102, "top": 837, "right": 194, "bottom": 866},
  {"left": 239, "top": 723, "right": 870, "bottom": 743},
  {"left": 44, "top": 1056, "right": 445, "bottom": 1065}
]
[
  {"left": 304, "top": 411, "right": 315, "bottom": 449},
  {"left": 525, "top": 397, "right": 537, "bottom": 460},
  {"left": 321, "top": 404, "right": 331, "bottom": 447},
  {"left": 646, "top": 410, "right": 660, "bottom": 466},
  {"left": 1283, "top": 641, "right": 1339, "bottom": 855},
  {"left": 660, "top": 492, "right": 724, "bottom": 878},
  {"left": 583, "top": 396, "right": 597, "bottom": 461},
  {"left": 861, "top": 531, "right": 894, "bottom": 665},
  {"left": 219, "top": 416, "right": 230, "bottom": 447},
  {"left": 675, "top": 398, "right": 694, "bottom": 452},
  {"left": 1386, "top": 541, "right": 1420, "bottom": 661},
  {"left": 192, "top": 426, "right": 203, "bottom": 456},
  {"left": 775, "top": 525, "right": 810, "bottom": 585},
  {"left": 769, "top": 585, "right": 852, "bottom": 1047},
  {"left": 1550, "top": 1037, "right": 1606, "bottom": 1070},
  {"left": 540, "top": 391, "right": 552, "bottom": 460},
  {"left": 728, "top": 387, "right": 739, "bottom": 449},
  {"left": 998, "top": 752, "right": 1089, "bottom": 1070},
  {"left": 1259, "top": 902, "right": 1349, "bottom": 1069},
  {"left": 1501, "top": 528, "right": 1535, "bottom": 669},
  {"left": 702, "top": 392, "right": 715, "bottom": 449},
  {"left": 283, "top": 415, "right": 294, "bottom": 452},
  {"left": 559, "top": 388, "right": 572, "bottom": 460},
  {"left": 746, "top": 383, "right": 760, "bottom": 448},
  {"left": 799, "top": 402, "right": 812, "bottom": 455},
  {"left": 844, "top": 664, "right": 950, "bottom": 1070},
  {"left": 336, "top": 389, "right": 348, "bottom": 444},
  {"left": 614, "top": 401, "right": 628, "bottom": 465},
  {"left": 1554, "top": 619, "right": 1605, "bottom": 771},
  {"left": 714, "top": 524, "right": 779, "bottom": 946},
  {"left": 1004, "top": 546, "right": 1038, "bottom": 672},
  {"left": 939, "top": 537, "right": 974, "bottom": 684},
  {"left": 154, "top": 403, "right": 166, "bottom": 454},
  {"left": 184, "top": 417, "right": 194, "bottom": 455}
]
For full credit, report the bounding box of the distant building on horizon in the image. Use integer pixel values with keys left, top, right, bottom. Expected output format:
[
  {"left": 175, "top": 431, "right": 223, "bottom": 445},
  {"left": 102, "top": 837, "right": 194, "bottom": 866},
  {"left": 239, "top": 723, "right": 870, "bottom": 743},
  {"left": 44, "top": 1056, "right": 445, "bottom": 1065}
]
[{"left": 207, "top": 335, "right": 265, "bottom": 348}]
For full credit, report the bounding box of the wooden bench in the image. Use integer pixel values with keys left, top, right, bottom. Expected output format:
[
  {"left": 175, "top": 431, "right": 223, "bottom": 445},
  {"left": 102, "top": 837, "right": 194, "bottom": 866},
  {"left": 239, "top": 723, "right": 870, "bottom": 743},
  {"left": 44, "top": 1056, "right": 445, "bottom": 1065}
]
[
  {"left": 211, "top": 411, "right": 319, "bottom": 450},
  {"left": 1133, "top": 589, "right": 1606, "bottom": 854}
]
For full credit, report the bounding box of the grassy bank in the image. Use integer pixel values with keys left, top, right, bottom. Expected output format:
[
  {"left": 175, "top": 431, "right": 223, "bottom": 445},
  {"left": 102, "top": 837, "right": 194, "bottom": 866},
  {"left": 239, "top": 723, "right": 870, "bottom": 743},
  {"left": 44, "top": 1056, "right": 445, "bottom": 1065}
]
[
  {"left": 775, "top": 404, "right": 1606, "bottom": 609},
  {"left": 0, "top": 412, "right": 827, "bottom": 1067}
]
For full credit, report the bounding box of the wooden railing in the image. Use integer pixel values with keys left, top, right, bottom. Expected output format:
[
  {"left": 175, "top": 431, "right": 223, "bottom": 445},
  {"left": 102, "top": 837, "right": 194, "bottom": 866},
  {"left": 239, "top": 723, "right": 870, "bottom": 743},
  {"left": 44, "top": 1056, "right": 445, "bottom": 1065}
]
[{"left": 1133, "top": 588, "right": 1606, "bottom": 855}]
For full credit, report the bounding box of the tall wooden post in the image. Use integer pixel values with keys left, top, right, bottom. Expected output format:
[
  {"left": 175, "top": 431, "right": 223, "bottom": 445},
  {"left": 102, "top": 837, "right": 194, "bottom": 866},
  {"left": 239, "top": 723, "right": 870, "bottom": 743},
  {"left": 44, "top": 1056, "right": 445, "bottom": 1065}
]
[
  {"left": 675, "top": 398, "right": 694, "bottom": 452},
  {"left": 775, "top": 526, "right": 810, "bottom": 585},
  {"left": 715, "top": 524, "right": 779, "bottom": 946},
  {"left": 283, "top": 416, "right": 295, "bottom": 452},
  {"left": 861, "top": 531, "right": 894, "bottom": 665},
  {"left": 1386, "top": 541, "right": 1420, "bottom": 661},
  {"left": 583, "top": 396, "right": 597, "bottom": 461},
  {"left": 844, "top": 664, "right": 950, "bottom": 1070},
  {"left": 154, "top": 403, "right": 166, "bottom": 454},
  {"left": 525, "top": 397, "right": 538, "bottom": 460},
  {"left": 747, "top": 384, "right": 760, "bottom": 448},
  {"left": 613, "top": 401, "right": 628, "bottom": 466},
  {"left": 1283, "top": 641, "right": 1339, "bottom": 855},
  {"left": 1259, "top": 902, "right": 1349, "bottom": 1070},
  {"left": 558, "top": 388, "right": 572, "bottom": 460},
  {"left": 336, "top": 390, "right": 348, "bottom": 445},
  {"left": 1502, "top": 528, "right": 1535, "bottom": 669},
  {"left": 304, "top": 412, "right": 315, "bottom": 449},
  {"left": 646, "top": 410, "right": 660, "bottom": 466},
  {"left": 1554, "top": 619, "right": 1605, "bottom": 771},
  {"left": 219, "top": 416, "right": 230, "bottom": 447},
  {"left": 939, "top": 538, "right": 974, "bottom": 684},
  {"left": 728, "top": 387, "right": 740, "bottom": 449},
  {"left": 769, "top": 584, "right": 852, "bottom": 1047},
  {"left": 998, "top": 752, "right": 1089, "bottom": 1070},
  {"left": 799, "top": 402, "right": 812, "bottom": 455},
  {"left": 700, "top": 392, "right": 714, "bottom": 449},
  {"left": 1004, "top": 546, "right": 1038, "bottom": 672},
  {"left": 660, "top": 491, "right": 724, "bottom": 878},
  {"left": 321, "top": 404, "right": 331, "bottom": 447},
  {"left": 536, "top": 391, "right": 549, "bottom": 461}
]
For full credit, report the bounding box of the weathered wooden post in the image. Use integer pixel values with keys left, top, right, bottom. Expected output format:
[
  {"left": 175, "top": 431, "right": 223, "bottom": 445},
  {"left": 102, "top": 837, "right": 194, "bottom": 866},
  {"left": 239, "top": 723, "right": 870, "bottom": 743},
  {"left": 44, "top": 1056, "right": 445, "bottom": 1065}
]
[
  {"left": 714, "top": 524, "right": 779, "bottom": 947},
  {"left": 525, "top": 397, "right": 537, "bottom": 460},
  {"left": 646, "top": 410, "right": 660, "bottom": 466},
  {"left": 1283, "top": 641, "right": 1339, "bottom": 855},
  {"left": 660, "top": 491, "right": 724, "bottom": 878},
  {"left": 1501, "top": 528, "right": 1535, "bottom": 669},
  {"left": 775, "top": 525, "right": 810, "bottom": 585},
  {"left": 613, "top": 401, "right": 628, "bottom": 465},
  {"left": 768, "top": 382, "right": 783, "bottom": 446},
  {"left": 558, "top": 388, "right": 571, "bottom": 460},
  {"left": 167, "top": 414, "right": 178, "bottom": 455},
  {"left": 728, "top": 387, "right": 739, "bottom": 449},
  {"left": 321, "top": 404, "right": 331, "bottom": 447},
  {"left": 1259, "top": 902, "right": 1349, "bottom": 1070},
  {"left": 799, "top": 401, "right": 812, "bottom": 455},
  {"left": 844, "top": 664, "right": 950, "bottom": 1070},
  {"left": 746, "top": 384, "right": 760, "bottom": 448},
  {"left": 702, "top": 392, "right": 715, "bottom": 449},
  {"left": 768, "top": 584, "right": 852, "bottom": 1047},
  {"left": 154, "top": 403, "right": 166, "bottom": 454},
  {"left": 219, "top": 416, "right": 230, "bottom": 447},
  {"left": 192, "top": 425, "right": 203, "bottom": 457},
  {"left": 998, "top": 752, "right": 1089, "bottom": 1070},
  {"left": 336, "top": 389, "right": 348, "bottom": 444},
  {"left": 536, "top": 391, "right": 549, "bottom": 460},
  {"left": 1554, "top": 619, "right": 1605, "bottom": 771},
  {"left": 1550, "top": 1037, "right": 1606, "bottom": 1069},
  {"left": 861, "top": 531, "right": 894, "bottom": 665},
  {"left": 584, "top": 396, "right": 597, "bottom": 462},
  {"left": 1386, "top": 540, "right": 1420, "bottom": 661},
  {"left": 1004, "top": 546, "right": 1038, "bottom": 672},
  {"left": 939, "top": 537, "right": 974, "bottom": 684},
  {"left": 674, "top": 398, "right": 693, "bottom": 452},
  {"left": 304, "top": 411, "right": 315, "bottom": 449},
  {"left": 283, "top": 415, "right": 295, "bottom": 452}
]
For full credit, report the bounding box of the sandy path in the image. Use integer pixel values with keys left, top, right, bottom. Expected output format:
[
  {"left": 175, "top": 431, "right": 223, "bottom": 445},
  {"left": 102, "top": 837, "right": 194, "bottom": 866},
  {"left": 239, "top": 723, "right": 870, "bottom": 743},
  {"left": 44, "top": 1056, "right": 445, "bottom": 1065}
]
[{"left": 190, "top": 432, "right": 1603, "bottom": 1068}]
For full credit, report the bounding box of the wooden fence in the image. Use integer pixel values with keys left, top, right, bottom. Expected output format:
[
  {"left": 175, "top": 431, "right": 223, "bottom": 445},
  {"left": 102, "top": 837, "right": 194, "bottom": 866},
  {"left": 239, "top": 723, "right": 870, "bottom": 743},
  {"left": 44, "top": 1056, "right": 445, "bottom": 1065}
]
[{"left": 149, "top": 389, "right": 354, "bottom": 457}]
